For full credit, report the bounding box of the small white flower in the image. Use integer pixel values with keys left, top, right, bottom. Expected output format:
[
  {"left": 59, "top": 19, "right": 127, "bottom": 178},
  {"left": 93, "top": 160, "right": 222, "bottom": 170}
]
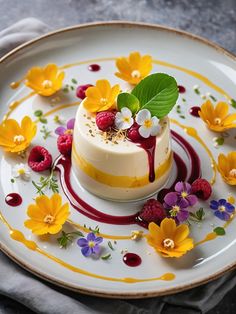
[
  {"left": 135, "top": 109, "right": 160, "bottom": 138},
  {"left": 12, "top": 163, "right": 31, "bottom": 181},
  {"left": 115, "top": 107, "right": 134, "bottom": 130}
]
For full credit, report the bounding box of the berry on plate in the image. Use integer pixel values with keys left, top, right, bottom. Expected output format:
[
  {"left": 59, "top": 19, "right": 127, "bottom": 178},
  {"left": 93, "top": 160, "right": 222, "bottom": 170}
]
[
  {"left": 191, "top": 178, "right": 212, "bottom": 200},
  {"left": 139, "top": 199, "right": 166, "bottom": 224},
  {"left": 57, "top": 134, "right": 73, "bottom": 156},
  {"left": 28, "top": 146, "right": 52, "bottom": 172}
]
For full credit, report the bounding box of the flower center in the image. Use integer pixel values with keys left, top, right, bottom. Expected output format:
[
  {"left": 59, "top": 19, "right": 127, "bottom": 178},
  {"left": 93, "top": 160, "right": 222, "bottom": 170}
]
[
  {"left": 144, "top": 119, "right": 152, "bottom": 128},
  {"left": 163, "top": 238, "right": 175, "bottom": 249},
  {"left": 88, "top": 241, "right": 95, "bottom": 248},
  {"left": 229, "top": 169, "right": 236, "bottom": 178},
  {"left": 64, "top": 129, "right": 73, "bottom": 135},
  {"left": 18, "top": 168, "right": 25, "bottom": 175},
  {"left": 131, "top": 70, "right": 141, "bottom": 78},
  {"left": 100, "top": 98, "right": 108, "bottom": 105},
  {"left": 123, "top": 117, "right": 131, "bottom": 123},
  {"left": 181, "top": 191, "right": 188, "bottom": 198},
  {"left": 42, "top": 80, "right": 53, "bottom": 89},
  {"left": 214, "top": 117, "right": 221, "bottom": 125},
  {"left": 218, "top": 205, "right": 226, "bottom": 212},
  {"left": 43, "top": 214, "right": 55, "bottom": 224},
  {"left": 169, "top": 205, "right": 180, "bottom": 217},
  {"left": 13, "top": 135, "right": 25, "bottom": 144}
]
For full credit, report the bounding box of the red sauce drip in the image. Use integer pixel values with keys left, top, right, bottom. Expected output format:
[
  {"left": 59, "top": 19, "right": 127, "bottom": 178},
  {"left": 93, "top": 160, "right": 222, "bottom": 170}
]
[
  {"left": 135, "top": 136, "right": 156, "bottom": 182},
  {"left": 54, "top": 131, "right": 201, "bottom": 227},
  {"left": 5, "top": 193, "right": 22, "bottom": 206},
  {"left": 123, "top": 253, "right": 142, "bottom": 267},
  {"left": 88, "top": 64, "right": 101, "bottom": 72},
  {"left": 189, "top": 106, "right": 201, "bottom": 117},
  {"left": 178, "top": 85, "right": 186, "bottom": 93}
]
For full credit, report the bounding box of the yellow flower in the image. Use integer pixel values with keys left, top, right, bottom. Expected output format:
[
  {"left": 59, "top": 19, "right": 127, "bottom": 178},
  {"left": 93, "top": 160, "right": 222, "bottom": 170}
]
[
  {"left": 218, "top": 151, "right": 236, "bottom": 185},
  {"left": 199, "top": 100, "right": 236, "bottom": 132},
  {"left": 115, "top": 51, "right": 152, "bottom": 85},
  {"left": 24, "top": 194, "right": 70, "bottom": 235},
  {"left": 0, "top": 116, "right": 37, "bottom": 153},
  {"left": 25, "top": 64, "right": 65, "bottom": 96},
  {"left": 146, "top": 218, "right": 194, "bottom": 258},
  {"left": 83, "top": 79, "right": 120, "bottom": 113}
]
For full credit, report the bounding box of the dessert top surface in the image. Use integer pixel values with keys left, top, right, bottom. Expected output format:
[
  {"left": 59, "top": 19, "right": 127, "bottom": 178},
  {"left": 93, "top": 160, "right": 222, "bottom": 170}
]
[{"left": 75, "top": 102, "right": 169, "bottom": 154}]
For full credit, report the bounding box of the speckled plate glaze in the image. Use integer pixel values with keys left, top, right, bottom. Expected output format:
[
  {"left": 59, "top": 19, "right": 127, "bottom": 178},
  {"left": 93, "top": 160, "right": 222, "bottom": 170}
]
[{"left": 0, "top": 22, "right": 236, "bottom": 298}]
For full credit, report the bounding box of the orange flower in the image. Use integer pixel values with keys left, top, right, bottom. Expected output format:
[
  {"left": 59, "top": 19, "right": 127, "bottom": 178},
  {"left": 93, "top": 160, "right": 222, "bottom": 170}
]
[
  {"left": 83, "top": 79, "right": 120, "bottom": 113},
  {"left": 24, "top": 194, "right": 70, "bottom": 235},
  {"left": 115, "top": 52, "right": 152, "bottom": 85},
  {"left": 218, "top": 152, "right": 236, "bottom": 185},
  {"left": 0, "top": 116, "right": 37, "bottom": 153},
  {"left": 199, "top": 100, "right": 236, "bottom": 132},
  {"left": 25, "top": 64, "right": 65, "bottom": 96},
  {"left": 146, "top": 218, "right": 194, "bottom": 258}
]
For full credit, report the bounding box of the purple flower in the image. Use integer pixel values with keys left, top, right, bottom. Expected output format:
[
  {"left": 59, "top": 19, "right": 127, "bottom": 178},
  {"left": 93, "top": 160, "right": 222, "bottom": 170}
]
[
  {"left": 210, "top": 199, "right": 235, "bottom": 221},
  {"left": 164, "top": 192, "right": 189, "bottom": 223},
  {"left": 55, "top": 118, "right": 75, "bottom": 136},
  {"left": 174, "top": 182, "right": 198, "bottom": 207},
  {"left": 77, "top": 232, "right": 103, "bottom": 257}
]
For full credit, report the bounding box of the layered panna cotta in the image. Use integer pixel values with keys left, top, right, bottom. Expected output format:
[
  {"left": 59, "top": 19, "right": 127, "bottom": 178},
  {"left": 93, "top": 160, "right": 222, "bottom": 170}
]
[
  {"left": 72, "top": 73, "right": 178, "bottom": 201},
  {"left": 72, "top": 104, "right": 172, "bottom": 201}
]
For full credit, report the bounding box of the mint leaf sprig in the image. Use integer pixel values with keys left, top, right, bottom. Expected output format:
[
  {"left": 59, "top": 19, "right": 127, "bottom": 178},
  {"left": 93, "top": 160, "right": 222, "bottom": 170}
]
[
  {"left": 189, "top": 208, "right": 205, "bottom": 222},
  {"left": 32, "top": 170, "right": 59, "bottom": 195},
  {"left": 117, "top": 73, "right": 179, "bottom": 119},
  {"left": 57, "top": 231, "right": 84, "bottom": 249}
]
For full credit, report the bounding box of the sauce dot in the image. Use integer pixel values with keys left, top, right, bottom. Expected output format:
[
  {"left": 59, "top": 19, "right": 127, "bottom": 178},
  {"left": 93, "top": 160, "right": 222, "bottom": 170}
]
[
  {"left": 178, "top": 85, "right": 186, "bottom": 93},
  {"left": 88, "top": 64, "right": 101, "bottom": 72},
  {"left": 123, "top": 253, "right": 142, "bottom": 267},
  {"left": 189, "top": 106, "right": 201, "bottom": 117},
  {"left": 5, "top": 193, "right": 22, "bottom": 207}
]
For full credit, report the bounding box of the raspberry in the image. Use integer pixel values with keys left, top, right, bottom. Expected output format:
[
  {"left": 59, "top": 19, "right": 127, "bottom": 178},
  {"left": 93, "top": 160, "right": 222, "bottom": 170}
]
[
  {"left": 76, "top": 84, "right": 93, "bottom": 99},
  {"left": 138, "top": 199, "right": 166, "bottom": 224},
  {"left": 28, "top": 146, "right": 52, "bottom": 172},
  {"left": 127, "top": 123, "right": 142, "bottom": 142},
  {"left": 57, "top": 134, "right": 73, "bottom": 156},
  {"left": 96, "top": 111, "right": 115, "bottom": 131},
  {"left": 191, "top": 178, "right": 212, "bottom": 200}
]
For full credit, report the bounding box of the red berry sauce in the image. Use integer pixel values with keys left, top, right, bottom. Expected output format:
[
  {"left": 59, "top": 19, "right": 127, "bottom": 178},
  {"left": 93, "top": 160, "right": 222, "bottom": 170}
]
[
  {"left": 123, "top": 253, "right": 142, "bottom": 267},
  {"left": 189, "top": 106, "right": 201, "bottom": 117},
  {"left": 178, "top": 85, "right": 186, "bottom": 93},
  {"left": 5, "top": 193, "right": 22, "bottom": 206},
  {"left": 76, "top": 84, "right": 93, "bottom": 99},
  {"left": 88, "top": 64, "right": 101, "bottom": 72}
]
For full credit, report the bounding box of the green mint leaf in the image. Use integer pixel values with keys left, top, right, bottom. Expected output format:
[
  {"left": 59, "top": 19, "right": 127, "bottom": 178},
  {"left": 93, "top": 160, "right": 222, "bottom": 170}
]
[
  {"left": 34, "top": 110, "right": 43, "bottom": 117},
  {"left": 108, "top": 241, "right": 114, "bottom": 251},
  {"left": 231, "top": 99, "right": 236, "bottom": 109},
  {"left": 39, "top": 117, "right": 47, "bottom": 124},
  {"left": 213, "top": 227, "right": 226, "bottom": 236},
  {"left": 131, "top": 73, "right": 179, "bottom": 118},
  {"left": 117, "top": 93, "right": 140, "bottom": 115},
  {"left": 71, "top": 78, "right": 78, "bottom": 84},
  {"left": 101, "top": 253, "right": 111, "bottom": 260}
]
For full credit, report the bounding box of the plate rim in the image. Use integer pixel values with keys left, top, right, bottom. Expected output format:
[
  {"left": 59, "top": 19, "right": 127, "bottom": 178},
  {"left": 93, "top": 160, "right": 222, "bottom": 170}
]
[{"left": 0, "top": 20, "right": 236, "bottom": 299}]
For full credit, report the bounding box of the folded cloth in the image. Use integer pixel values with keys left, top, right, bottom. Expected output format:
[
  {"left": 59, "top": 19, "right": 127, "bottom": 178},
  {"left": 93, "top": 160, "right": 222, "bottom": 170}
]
[{"left": 0, "top": 18, "right": 235, "bottom": 314}]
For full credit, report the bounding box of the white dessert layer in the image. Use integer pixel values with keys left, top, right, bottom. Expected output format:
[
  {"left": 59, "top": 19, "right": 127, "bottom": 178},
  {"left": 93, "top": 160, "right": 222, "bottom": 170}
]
[{"left": 72, "top": 102, "right": 172, "bottom": 201}]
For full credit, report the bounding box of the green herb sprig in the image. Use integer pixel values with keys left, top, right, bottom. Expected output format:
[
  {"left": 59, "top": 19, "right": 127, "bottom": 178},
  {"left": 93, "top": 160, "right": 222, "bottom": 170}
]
[
  {"left": 40, "top": 125, "right": 52, "bottom": 140},
  {"left": 57, "top": 231, "right": 84, "bottom": 249},
  {"left": 189, "top": 208, "right": 205, "bottom": 222},
  {"left": 32, "top": 170, "right": 59, "bottom": 195}
]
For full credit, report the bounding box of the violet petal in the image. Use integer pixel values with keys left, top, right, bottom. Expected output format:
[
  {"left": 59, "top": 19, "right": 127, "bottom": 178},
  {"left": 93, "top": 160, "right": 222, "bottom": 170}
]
[
  {"left": 81, "top": 246, "right": 92, "bottom": 257},
  {"left": 178, "top": 198, "right": 189, "bottom": 208},
  {"left": 94, "top": 236, "right": 103, "bottom": 244},
  {"left": 186, "top": 194, "right": 198, "bottom": 206},
  {"left": 67, "top": 118, "right": 75, "bottom": 130},
  {"left": 55, "top": 126, "right": 66, "bottom": 135},
  {"left": 177, "top": 209, "right": 189, "bottom": 222},
  {"left": 77, "top": 238, "right": 88, "bottom": 247},
  {"left": 175, "top": 181, "right": 185, "bottom": 193},
  {"left": 164, "top": 192, "right": 178, "bottom": 206},
  {"left": 87, "top": 232, "right": 96, "bottom": 241},
  {"left": 92, "top": 244, "right": 101, "bottom": 255}
]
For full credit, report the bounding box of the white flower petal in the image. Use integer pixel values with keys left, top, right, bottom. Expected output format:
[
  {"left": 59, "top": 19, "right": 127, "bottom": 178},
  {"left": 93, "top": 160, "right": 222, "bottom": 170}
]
[
  {"left": 136, "top": 109, "right": 151, "bottom": 125},
  {"left": 139, "top": 125, "right": 151, "bottom": 138},
  {"left": 150, "top": 124, "right": 161, "bottom": 136},
  {"left": 121, "top": 107, "right": 132, "bottom": 117},
  {"left": 151, "top": 116, "right": 159, "bottom": 126}
]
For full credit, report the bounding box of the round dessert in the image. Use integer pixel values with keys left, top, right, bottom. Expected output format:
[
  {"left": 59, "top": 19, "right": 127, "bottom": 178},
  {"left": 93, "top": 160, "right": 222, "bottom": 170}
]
[{"left": 72, "top": 102, "right": 173, "bottom": 201}]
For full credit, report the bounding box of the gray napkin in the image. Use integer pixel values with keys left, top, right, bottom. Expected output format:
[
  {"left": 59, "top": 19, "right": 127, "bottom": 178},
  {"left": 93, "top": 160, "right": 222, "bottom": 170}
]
[{"left": 0, "top": 18, "right": 235, "bottom": 314}]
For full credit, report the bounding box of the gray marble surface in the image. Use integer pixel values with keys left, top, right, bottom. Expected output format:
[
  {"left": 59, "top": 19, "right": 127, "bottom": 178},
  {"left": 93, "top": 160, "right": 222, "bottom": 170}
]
[{"left": 0, "top": 0, "right": 235, "bottom": 313}]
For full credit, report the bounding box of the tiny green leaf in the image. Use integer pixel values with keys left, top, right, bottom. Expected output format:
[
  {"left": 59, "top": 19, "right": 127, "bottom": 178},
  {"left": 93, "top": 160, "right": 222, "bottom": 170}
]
[
  {"left": 213, "top": 227, "right": 226, "bottom": 236},
  {"left": 11, "top": 178, "right": 15, "bottom": 183},
  {"left": 231, "top": 99, "right": 236, "bottom": 109},
  {"left": 117, "top": 93, "right": 140, "bottom": 115},
  {"left": 71, "top": 78, "right": 78, "bottom": 84},
  {"left": 215, "top": 137, "right": 224, "bottom": 146},
  {"left": 39, "top": 117, "right": 48, "bottom": 124},
  {"left": 34, "top": 110, "right": 43, "bottom": 117},
  {"left": 101, "top": 253, "right": 111, "bottom": 260},
  {"left": 108, "top": 241, "right": 114, "bottom": 251},
  {"left": 131, "top": 73, "right": 179, "bottom": 118}
]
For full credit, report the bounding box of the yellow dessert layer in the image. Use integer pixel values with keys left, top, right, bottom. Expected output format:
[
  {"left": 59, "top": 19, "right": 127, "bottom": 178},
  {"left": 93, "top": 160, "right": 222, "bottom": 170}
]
[{"left": 72, "top": 144, "right": 173, "bottom": 188}]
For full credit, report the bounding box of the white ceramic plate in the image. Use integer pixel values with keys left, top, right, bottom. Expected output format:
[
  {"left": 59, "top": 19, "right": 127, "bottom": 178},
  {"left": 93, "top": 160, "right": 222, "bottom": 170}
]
[{"left": 0, "top": 22, "right": 236, "bottom": 298}]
